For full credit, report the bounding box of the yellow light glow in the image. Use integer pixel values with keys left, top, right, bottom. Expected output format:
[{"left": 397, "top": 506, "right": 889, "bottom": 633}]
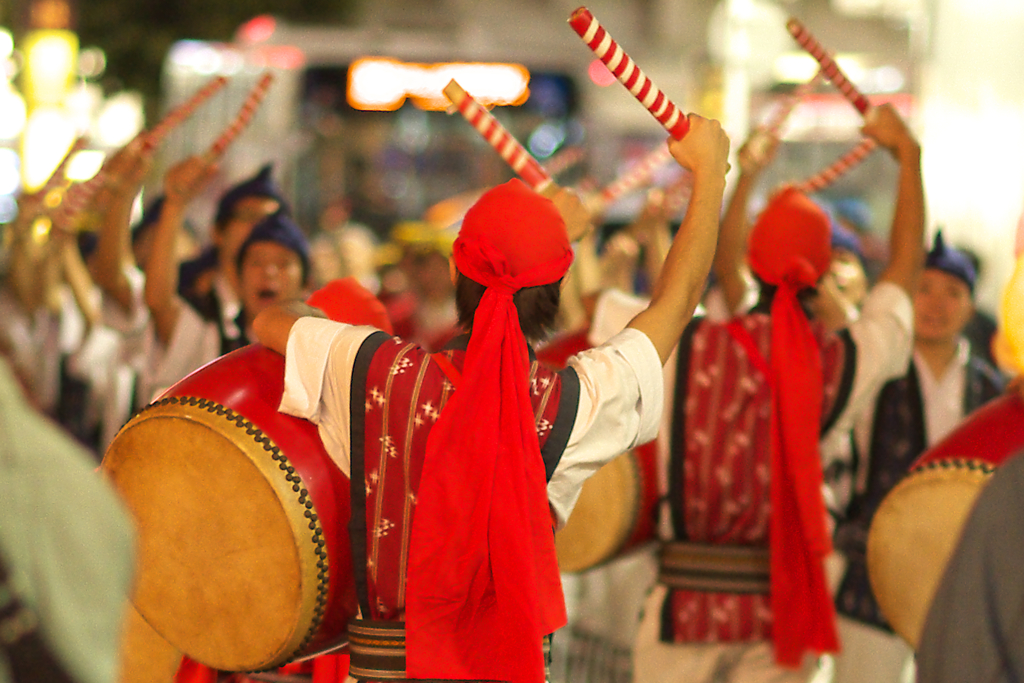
[
  {"left": 32, "top": 216, "right": 51, "bottom": 243},
  {"left": 65, "top": 150, "right": 105, "bottom": 182},
  {"left": 0, "top": 85, "right": 26, "bottom": 139},
  {"left": 773, "top": 52, "right": 865, "bottom": 85},
  {"left": 21, "top": 107, "right": 76, "bottom": 191},
  {"left": 22, "top": 30, "right": 78, "bottom": 107},
  {"left": 347, "top": 58, "right": 530, "bottom": 111},
  {"left": 0, "top": 30, "right": 13, "bottom": 61}
]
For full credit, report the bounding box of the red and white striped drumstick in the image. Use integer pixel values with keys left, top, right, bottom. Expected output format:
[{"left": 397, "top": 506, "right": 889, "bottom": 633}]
[
  {"left": 443, "top": 79, "right": 554, "bottom": 193},
  {"left": 786, "top": 18, "right": 870, "bottom": 115},
  {"left": 207, "top": 72, "right": 275, "bottom": 158},
  {"left": 795, "top": 138, "right": 877, "bottom": 194},
  {"left": 143, "top": 75, "right": 228, "bottom": 150},
  {"left": 591, "top": 145, "right": 673, "bottom": 213},
  {"left": 541, "top": 146, "right": 586, "bottom": 178},
  {"left": 759, "top": 69, "right": 824, "bottom": 139},
  {"left": 51, "top": 178, "right": 98, "bottom": 233},
  {"left": 568, "top": 6, "right": 690, "bottom": 140}
]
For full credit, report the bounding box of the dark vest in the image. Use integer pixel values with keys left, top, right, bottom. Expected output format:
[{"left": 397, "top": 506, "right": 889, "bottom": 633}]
[
  {"left": 835, "top": 351, "right": 1006, "bottom": 629},
  {"left": 347, "top": 333, "right": 580, "bottom": 622}
]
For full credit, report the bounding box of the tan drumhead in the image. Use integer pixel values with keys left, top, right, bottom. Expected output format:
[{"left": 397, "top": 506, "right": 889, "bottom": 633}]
[
  {"left": 556, "top": 451, "right": 640, "bottom": 573},
  {"left": 867, "top": 460, "right": 993, "bottom": 648},
  {"left": 102, "top": 397, "right": 328, "bottom": 671}
]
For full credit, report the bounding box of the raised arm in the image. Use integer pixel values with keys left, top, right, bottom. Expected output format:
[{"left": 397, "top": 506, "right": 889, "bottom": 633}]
[
  {"left": 252, "top": 299, "right": 326, "bottom": 356},
  {"left": 863, "top": 103, "right": 924, "bottom": 295},
  {"left": 143, "top": 154, "right": 218, "bottom": 345},
  {"left": 713, "top": 132, "right": 779, "bottom": 313},
  {"left": 628, "top": 188, "right": 673, "bottom": 294},
  {"left": 90, "top": 139, "right": 154, "bottom": 312},
  {"left": 6, "top": 191, "right": 49, "bottom": 314},
  {"left": 627, "top": 115, "right": 731, "bottom": 364}
]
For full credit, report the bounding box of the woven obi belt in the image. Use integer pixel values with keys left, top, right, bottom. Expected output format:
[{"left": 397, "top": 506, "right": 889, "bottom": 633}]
[
  {"left": 348, "top": 620, "right": 553, "bottom": 681},
  {"left": 658, "top": 541, "right": 770, "bottom": 594}
]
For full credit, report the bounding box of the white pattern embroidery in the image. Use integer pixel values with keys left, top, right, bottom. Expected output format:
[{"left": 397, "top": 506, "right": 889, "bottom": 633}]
[
  {"left": 391, "top": 357, "right": 414, "bottom": 376},
  {"left": 421, "top": 400, "right": 439, "bottom": 422},
  {"left": 370, "top": 387, "right": 385, "bottom": 406},
  {"left": 536, "top": 418, "right": 552, "bottom": 436},
  {"left": 374, "top": 518, "right": 395, "bottom": 538},
  {"left": 380, "top": 435, "right": 397, "bottom": 459}
]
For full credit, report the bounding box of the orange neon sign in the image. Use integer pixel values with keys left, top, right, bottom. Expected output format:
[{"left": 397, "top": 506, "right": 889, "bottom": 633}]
[{"left": 346, "top": 58, "right": 531, "bottom": 111}]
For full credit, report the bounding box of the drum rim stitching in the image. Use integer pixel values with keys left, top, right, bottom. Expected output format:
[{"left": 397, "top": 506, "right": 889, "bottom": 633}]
[
  {"left": 124, "top": 395, "right": 331, "bottom": 670},
  {"left": 910, "top": 457, "right": 997, "bottom": 476}
]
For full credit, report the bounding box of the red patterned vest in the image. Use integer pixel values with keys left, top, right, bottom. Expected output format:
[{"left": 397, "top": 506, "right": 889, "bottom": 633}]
[
  {"left": 348, "top": 333, "right": 580, "bottom": 621},
  {"left": 660, "top": 313, "right": 855, "bottom": 643}
]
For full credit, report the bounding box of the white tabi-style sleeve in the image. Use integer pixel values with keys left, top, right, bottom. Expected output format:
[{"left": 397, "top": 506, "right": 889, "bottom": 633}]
[
  {"left": 279, "top": 316, "right": 379, "bottom": 477},
  {"left": 823, "top": 280, "right": 914, "bottom": 445},
  {"left": 547, "top": 326, "right": 664, "bottom": 527},
  {"left": 143, "top": 303, "right": 220, "bottom": 402}
]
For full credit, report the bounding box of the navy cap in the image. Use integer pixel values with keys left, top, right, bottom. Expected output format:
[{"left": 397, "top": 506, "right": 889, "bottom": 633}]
[
  {"left": 925, "top": 231, "right": 976, "bottom": 293},
  {"left": 236, "top": 210, "right": 310, "bottom": 279},
  {"left": 214, "top": 164, "right": 289, "bottom": 227},
  {"left": 832, "top": 197, "right": 872, "bottom": 233}
]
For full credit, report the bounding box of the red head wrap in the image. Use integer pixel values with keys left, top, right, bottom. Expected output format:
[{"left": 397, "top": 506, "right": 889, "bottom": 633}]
[
  {"left": 406, "top": 179, "right": 573, "bottom": 683},
  {"left": 748, "top": 187, "right": 839, "bottom": 665},
  {"left": 305, "top": 276, "right": 393, "bottom": 334}
]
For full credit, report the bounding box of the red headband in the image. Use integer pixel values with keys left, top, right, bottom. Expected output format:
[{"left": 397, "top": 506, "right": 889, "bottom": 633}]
[
  {"left": 748, "top": 187, "right": 831, "bottom": 289},
  {"left": 406, "top": 180, "right": 572, "bottom": 683}
]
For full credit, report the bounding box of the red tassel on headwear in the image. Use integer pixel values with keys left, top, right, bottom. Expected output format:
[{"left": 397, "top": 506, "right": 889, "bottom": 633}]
[
  {"left": 748, "top": 187, "right": 839, "bottom": 665},
  {"left": 406, "top": 180, "right": 573, "bottom": 683}
]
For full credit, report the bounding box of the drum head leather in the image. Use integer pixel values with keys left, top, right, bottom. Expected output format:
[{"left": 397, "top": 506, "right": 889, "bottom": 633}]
[
  {"left": 104, "top": 397, "right": 328, "bottom": 671},
  {"left": 866, "top": 459, "right": 992, "bottom": 648},
  {"left": 556, "top": 451, "right": 640, "bottom": 573}
]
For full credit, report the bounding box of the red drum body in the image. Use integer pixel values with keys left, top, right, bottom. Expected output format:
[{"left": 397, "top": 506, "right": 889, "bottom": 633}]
[
  {"left": 102, "top": 345, "right": 357, "bottom": 672},
  {"left": 867, "top": 393, "right": 1024, "bottom": 648},
  {"left": 555, "top": 440, "right": 660, "bottom": 573}
]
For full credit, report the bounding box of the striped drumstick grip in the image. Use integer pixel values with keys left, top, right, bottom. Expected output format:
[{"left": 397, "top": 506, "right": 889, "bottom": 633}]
[
  {"left": 569, "top": 6, "right": 690, "bottom": 139},
  {"left": 443, "top": 79, "right": 554, "bottom": 193},
  {"left": 598, "top": 145, "right": 673, "bottom": 207},
  {"left": 795, "top": 138, "right": 877, "bottom": 193},
  {"left": 207, "top": 72, "right": 275, "bottom": 159},
  {"left": 144, "top": 75, "right": 228, "bottom": 150},
  {"left": 786, "top": 18, "right": 870, "bottom": 115}
]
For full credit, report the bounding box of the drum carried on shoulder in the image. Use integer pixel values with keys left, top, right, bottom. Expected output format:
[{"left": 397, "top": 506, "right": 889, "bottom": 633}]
[
  {"left": 867, "top": 393, "right": 1024, "bottom": 648},
  {"left": 102, "top": 345, "right": 358, "bottom": 677},
  {"left": 538, "top": 329, "right": 661, "bottom": 574}
]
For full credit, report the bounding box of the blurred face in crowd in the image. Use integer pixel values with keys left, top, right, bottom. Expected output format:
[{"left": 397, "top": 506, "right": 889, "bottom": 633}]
[
  {"left": 408, "top": 249, "right": 454, "bottom": 302},
  {"left": 830, "top": 248, "right": 868, "bottom": 309},
  {"left": 239, "top": 242, "right": 307, "bottom": 320},
  {"left": 914, "top": 268, "right": 974, "bottom": 345},
  {"left": 216, "top": 196, "right": 281, "bottom": 274}
]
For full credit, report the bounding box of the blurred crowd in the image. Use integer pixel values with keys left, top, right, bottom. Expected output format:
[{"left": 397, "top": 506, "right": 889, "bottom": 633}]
[{"left": 0, "top": 82, "right": 1017, "bottom": 683}]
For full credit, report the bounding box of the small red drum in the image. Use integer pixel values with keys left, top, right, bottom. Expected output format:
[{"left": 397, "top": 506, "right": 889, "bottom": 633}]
[
  {"left": 555, "top": 440, "right": 660, "bottom": 573},
  {"left": 102, "top": 344, "right": 357, "bottom": 672},
  {"left": 867, "top": 393, "right": 1024, "bottom": 648}
]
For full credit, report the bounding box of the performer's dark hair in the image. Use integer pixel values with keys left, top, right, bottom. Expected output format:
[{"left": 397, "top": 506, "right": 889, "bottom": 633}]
[{"left": 455, "top": 272, "right": 562, "bottom": 342}]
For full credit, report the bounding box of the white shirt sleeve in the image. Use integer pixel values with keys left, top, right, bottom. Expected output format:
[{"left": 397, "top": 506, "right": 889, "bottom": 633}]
[
  {"left": 279, "top": 316, "right": 379, "bottom": 477},
  {"left": 824, "top": 280, "right": 914, "bottom": 444},
  {"left": 143, "top": 304, "right": 221, "bottom": 402},
  {"left": 547, "top": 326, "right": 664, "bottom": 526}
]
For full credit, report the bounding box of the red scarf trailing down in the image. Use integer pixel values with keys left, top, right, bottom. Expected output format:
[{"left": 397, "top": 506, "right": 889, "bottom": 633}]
[
  {"left": 406, "top": 180, "right": 573, "bottom": 683},
  {"left": 766, "top": 283, "right": 839, "bottom": 666},
  {"left": 747, "top": 186, "right": 839, "bottom": 666}
]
